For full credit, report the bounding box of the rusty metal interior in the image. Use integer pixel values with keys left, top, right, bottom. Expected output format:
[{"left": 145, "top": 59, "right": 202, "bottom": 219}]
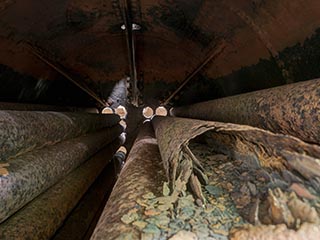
[{"left": 0, "top": 0, "right": 319, "bottom": 239}]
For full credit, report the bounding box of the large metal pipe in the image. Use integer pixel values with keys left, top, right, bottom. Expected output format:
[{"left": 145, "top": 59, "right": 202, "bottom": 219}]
[
  {"left": 52, "top": 159, "right": 117, "bottom": 240},
  {"left": 172, "top": 79, "right": 320, "bottom": 144},
  {"left": 91, "top": 123, "right": 166, "bottom": 239},
  {"left": 0, "top": 110, "right": 119, "bottom": 161},
  {"left": 0, "top": 124, "right": 122, "bottom": 223},
  {"left": 121, "top": 0, "right": 139, "bottom": 107},
  {"left": 0, "top": 140, "right": 120, "bottom": 240},
  {"left": 89, "top": 118, "right": 320, "bottom": 239}
]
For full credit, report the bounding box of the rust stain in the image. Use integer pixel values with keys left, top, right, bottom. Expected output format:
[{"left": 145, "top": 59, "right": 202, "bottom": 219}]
[
  {"left": 173, "top": 79, "right": 320, "bottom": 144},
  {"left": 0, "top": 163, "right": 9, "bottom": 177}
]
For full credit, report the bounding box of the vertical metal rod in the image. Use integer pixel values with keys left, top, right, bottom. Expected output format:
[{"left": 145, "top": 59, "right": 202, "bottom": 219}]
[
  {"left": 163, "top": 43, "right": 226, "bottom": 106},
  {"left": 121, "top": 0, "right": 139, "bottom": 107}
]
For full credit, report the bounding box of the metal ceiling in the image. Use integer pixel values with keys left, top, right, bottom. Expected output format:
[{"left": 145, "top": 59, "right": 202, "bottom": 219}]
[{"left": 0, "top": 0, "right": 320, "bottom": 106}]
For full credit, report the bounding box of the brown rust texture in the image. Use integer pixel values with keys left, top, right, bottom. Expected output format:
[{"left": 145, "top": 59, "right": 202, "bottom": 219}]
[
  {"left": 1, "top": 0, "right": 320, "bottom": 86},
  {"left": 172, "top": 79, "right": 320, "bottom": 144},
  {"left": 0, "top": 124, "right": 122, "bottom": 223},
  {"left": 0, "top": 110, "right": 120, "bottom": 161},
  {"left": 87, "top": 117, "right": 320, "bottom": 239},
  {"left": 152, "top": 117, "right": 320, "bottom": 200},
  {"left": 0, "top": 140, "right": 120, "bottom": 240},
  {"left": 230, "top": 223, "right": 320, "bottom": 240},
  {"left": 52, "top": 161, "right": 117, "bottom": 240},
  {"left": 91, "top": 123, "right": 166, "bottom": 240}
]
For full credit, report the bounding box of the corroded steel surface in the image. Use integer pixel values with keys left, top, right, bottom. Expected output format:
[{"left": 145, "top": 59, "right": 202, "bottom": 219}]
[
  {"left": 149, "top": 116, "right": 320, "bottom": 239},
  {"left": 152, "top": 116, "right": 320, "bottom": 202},
  {"left": 91, "top": 123, "right": 166, "bottom": 239},
  {"left": 52, "top": 161, "right": 117, "bottom": 240},
  {"left": 0, "top": 140, "right": 120, "bottom": 240},
  {"left": 0, "top": 110, "right": 119, "bottom": 161},
  {"left": 230, "top": 223, "right": 320, "bottom": 240},
  {"left": 1, "top": 0, "right": 320, "bottom": 86},
  {"left": 0, "top": 124, "right": 122, "bottom": 223},
  {"left": 89, "top": 117, "right": 320, "bottom": 239},
  {"left": 172, "top": 79, "right": 320, "bottom": 144}
]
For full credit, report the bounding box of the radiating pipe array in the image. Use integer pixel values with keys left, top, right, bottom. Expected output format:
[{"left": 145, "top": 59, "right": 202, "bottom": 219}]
[{"left": 1, "top": 79, "right": 320, "bottom": 239}]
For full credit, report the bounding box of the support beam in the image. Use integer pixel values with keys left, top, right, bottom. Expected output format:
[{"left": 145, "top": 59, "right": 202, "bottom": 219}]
[
  {"left": 28, "top": 46, "right": 107, "bottom": 107},
  {"left": 0, "top": 140, "right": 120, "bottom": 239},
  {"left": 172, "top": 79, "right": 320, "bottom": 144},
  {"left": 0, "top": 110, "right": 120, "bottom": 161},
  {"left": 0, "top": 102, "right": 97, "bottom": 112},
  {"left": 91, "top": 123, "right": 166, "bottom": 239},
  {"left": 0, "top": 124, "right": 122, "bottom": 223},
  {"left": 162, "top": 43, "right": 226, "bottom": 106}
]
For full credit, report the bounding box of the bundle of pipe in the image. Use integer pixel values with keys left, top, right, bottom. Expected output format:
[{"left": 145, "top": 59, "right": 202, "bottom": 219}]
[
  {"left": 52, "top": 158, "right": 117, "bottom": 240},
  {"left": 91, "top": 123, "right": 166, "bottom": 239},
  {"left": 0, "top": 110, "right": 122, "bottom": 231},
  {"left": 0, "top": 110, "right": 120, "bottom": 161},
  {"left": 0, "top": 139, "right": 120, "bottom": 239},
  {"left": 172, "top": 79, "right": 320, "bottom": 144}
]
